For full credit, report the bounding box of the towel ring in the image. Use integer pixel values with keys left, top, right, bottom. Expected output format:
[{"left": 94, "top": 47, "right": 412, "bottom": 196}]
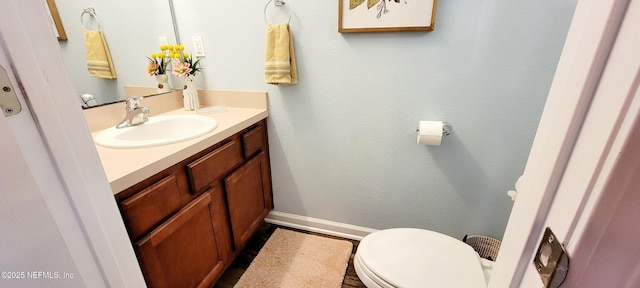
[
  {"left": 81, "top": 7, "right": 101, "bottom": 31},
  {"left": 264, "top": 0, "right": 292, "bottom": 24}
]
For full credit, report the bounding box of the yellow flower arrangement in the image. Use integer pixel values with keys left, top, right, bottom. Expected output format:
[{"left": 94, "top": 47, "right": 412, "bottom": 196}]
[
  {"left": 146, "top": 45, "right": 173, "bottom": 76},
  {"left": 171, "top": 45, "right": 202, "bottom": 78},
  {"left": 147, "top": 44, "right": 202, "bottom": 77}
]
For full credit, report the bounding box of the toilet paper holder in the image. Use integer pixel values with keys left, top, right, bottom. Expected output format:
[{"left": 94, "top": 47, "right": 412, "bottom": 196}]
[{"left": 416, "top": 121, "right": 452, "bottom": 136}]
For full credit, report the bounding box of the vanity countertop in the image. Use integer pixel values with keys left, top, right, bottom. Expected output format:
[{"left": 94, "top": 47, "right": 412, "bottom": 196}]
[{"left": 93, "top": 107, "right": 268, "bottom": 194}]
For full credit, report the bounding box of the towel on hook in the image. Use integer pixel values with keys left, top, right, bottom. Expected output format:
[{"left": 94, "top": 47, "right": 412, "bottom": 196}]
[
  {"left": 265, "top": 23, "right": 297, "bottom": 85},
  {"left": 84, "top": 30, "right": 117, "bottom": 79}
]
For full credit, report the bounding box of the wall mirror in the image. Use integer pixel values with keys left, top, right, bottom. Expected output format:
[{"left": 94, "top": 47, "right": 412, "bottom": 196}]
[{"left": 55, "top": 0, "right": 180, "bottom": 108}]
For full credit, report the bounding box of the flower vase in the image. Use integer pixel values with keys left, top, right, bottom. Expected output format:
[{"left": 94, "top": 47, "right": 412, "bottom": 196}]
[
  {"left": 182, "top": 75, "right": 199, "bottom": 111},
  {"left": 155, "top": 74, "right": 170, "bottom": 93}
]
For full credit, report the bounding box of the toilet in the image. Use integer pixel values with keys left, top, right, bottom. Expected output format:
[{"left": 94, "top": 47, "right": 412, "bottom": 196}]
[{"left": 354, "top": 228, "right": 494, "bottom": 288}]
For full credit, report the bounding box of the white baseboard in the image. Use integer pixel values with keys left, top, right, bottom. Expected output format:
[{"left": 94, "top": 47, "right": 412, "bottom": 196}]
[{"left": 265, "top": 211, "right": 378, "bottom": 241}]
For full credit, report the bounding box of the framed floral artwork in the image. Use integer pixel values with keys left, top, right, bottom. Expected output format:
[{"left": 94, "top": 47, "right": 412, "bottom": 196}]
[{"left": 339, "top": 0, "right": 438, "bottom": 33}]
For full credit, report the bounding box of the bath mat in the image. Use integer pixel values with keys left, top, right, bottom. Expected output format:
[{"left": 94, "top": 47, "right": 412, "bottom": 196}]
[{"left": 233, "top": 228, "right": 353, "bottom": 288}]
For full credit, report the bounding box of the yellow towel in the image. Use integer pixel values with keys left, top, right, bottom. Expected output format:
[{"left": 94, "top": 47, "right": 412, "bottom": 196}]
[
  {"left": 84, "top": 30, "right": 117, "bottom": 79},
  {"left": 265, "top": 23, "right": 297, "bottom": 85}
]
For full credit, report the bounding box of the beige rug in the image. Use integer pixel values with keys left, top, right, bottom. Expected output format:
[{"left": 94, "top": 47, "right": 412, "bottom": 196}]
[{"left": 234, "top": 228, "right": 353, "bottom": 288}]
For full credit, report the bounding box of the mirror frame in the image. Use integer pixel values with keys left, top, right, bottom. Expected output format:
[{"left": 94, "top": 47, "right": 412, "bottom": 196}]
[{"left": 168, "top": 0, "right": 181, "bottom": 44}]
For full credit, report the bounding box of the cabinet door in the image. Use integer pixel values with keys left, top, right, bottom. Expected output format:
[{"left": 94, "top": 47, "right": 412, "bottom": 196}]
[
  {"left": 224, "top": 151, "right": 272, "bottom": 250},
  {"left": 135, "top": 192, "right": 224, "bottom": 288},
  {"left": 121, "top": 175, "right": 183, "bottom": 240}
]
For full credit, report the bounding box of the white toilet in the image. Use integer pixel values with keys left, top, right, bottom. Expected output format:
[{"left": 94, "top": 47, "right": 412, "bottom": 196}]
[{"left": 354, "top": 228, "right": 495, "bottom": 288}]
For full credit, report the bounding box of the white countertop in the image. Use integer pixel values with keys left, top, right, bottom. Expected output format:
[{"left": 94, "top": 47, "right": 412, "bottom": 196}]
[{"left": 93, "top": 107, "right": 268, "bottom": 194}]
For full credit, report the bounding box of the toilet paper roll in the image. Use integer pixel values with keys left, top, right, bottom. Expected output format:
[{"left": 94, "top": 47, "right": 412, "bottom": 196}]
[{"left": 417, "top": 121, "right": 443, "bottom": 145}]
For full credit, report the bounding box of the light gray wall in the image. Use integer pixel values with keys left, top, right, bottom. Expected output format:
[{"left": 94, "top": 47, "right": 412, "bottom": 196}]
[{"left": 173, "top": 0, "right": 577, "bottom": 239}]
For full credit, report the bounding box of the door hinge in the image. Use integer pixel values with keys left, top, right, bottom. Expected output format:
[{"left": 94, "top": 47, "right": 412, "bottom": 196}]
[
  {"left": 533, "top": 227, "right": 570, "bottom": 288},
  {"left": 0, "top": 65, "right": 21, "bottom": 117}
]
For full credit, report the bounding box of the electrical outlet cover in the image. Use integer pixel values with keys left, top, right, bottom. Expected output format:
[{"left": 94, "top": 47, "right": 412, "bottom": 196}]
[
  {"left": 158, "top": 36, "right": 168, "bottom": 46},
  {"left": 192, "top": 36, "right": 206, "bottom": 57}
]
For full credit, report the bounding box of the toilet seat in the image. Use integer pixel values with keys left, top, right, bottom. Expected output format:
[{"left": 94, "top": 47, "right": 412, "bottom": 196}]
[
  {"left": 354, "top": 252, "right": 389, "bottom": 288},
  {"left": 355, "top": 228, "right": 487, "bottom": 288}
]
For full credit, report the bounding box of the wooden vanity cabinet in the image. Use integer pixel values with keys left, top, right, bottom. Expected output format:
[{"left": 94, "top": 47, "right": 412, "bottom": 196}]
[
  {"left": 115, "top": 119, "right": 273, "bottom": 288},
  {"left": 135, "top": 191, "right": 224, "bottom": 288},
  {"left": 225, "top": 151, "right": 272, "bottom": 250},
  {"left": 120, "top": 174, "right": 186, "bottom": 240},
  {"left": 187, "top": 140, "right": 243, "bottom": 194}
]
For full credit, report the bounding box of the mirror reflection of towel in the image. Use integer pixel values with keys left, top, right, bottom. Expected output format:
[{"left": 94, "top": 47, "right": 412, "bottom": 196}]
[
  {"left": 265, "top": 23, "right": 297, "bottom": 85},
  {"left": 84, "top": 30, "right": 116, "bottom": 79}
]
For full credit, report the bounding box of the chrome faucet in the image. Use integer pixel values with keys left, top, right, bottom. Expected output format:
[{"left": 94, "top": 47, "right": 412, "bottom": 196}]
[{"left": 116, "top": 96, "right": 149, "bottom": 129}]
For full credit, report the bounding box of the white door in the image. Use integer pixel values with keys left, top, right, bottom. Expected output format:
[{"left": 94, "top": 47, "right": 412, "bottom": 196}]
[
  {"left": 490, "top": 0, "right": 639, "bottom": 287},
  {"left": 0, "top": 1, "right": 145, "bottom": 287},
  {"left": 517, "top": 0, "right": 640, "bottom": 286},
  {"left": 0, "top": 38, "right": 102, "bottom": 288}
]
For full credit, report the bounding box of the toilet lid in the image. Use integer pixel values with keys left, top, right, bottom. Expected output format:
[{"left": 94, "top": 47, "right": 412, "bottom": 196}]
[{"left": 357, "top": 228, "right": 487, "bottom": 288}]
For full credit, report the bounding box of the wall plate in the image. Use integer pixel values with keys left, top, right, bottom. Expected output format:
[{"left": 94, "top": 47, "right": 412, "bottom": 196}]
[
  {"left": 192, "top": 35, "right": 205, "bottom": 57},
  {"left": 0, "top": 65, "right": 21, "bottom": 117},
  {"left": 533, "top": 227, "right": 570, "bottom": 288},
  {"left": 158, "top": 36, "right": 168, "bottom": 47}
]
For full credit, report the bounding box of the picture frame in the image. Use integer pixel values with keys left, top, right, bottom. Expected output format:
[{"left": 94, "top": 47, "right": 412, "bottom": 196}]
[
  {"left": 339, "top": 0, "right": 438, "bottom": 33},
  {"left": 45, "top": 0, "right": 67, "bottom": 41}
]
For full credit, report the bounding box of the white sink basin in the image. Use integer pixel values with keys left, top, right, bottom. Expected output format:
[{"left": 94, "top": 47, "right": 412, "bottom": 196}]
[{"left": 94, "top": 114, "right": 218, "bottom": 149}]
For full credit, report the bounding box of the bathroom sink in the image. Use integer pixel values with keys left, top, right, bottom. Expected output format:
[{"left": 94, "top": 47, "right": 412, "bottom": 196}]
[{"left": 94, "top": 114, "right": 218, "bottom": 149}]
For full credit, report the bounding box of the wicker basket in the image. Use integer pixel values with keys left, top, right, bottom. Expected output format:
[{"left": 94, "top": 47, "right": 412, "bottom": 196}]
[{"left": 463, "top": 235, "right": 501, "bottom": 261}]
